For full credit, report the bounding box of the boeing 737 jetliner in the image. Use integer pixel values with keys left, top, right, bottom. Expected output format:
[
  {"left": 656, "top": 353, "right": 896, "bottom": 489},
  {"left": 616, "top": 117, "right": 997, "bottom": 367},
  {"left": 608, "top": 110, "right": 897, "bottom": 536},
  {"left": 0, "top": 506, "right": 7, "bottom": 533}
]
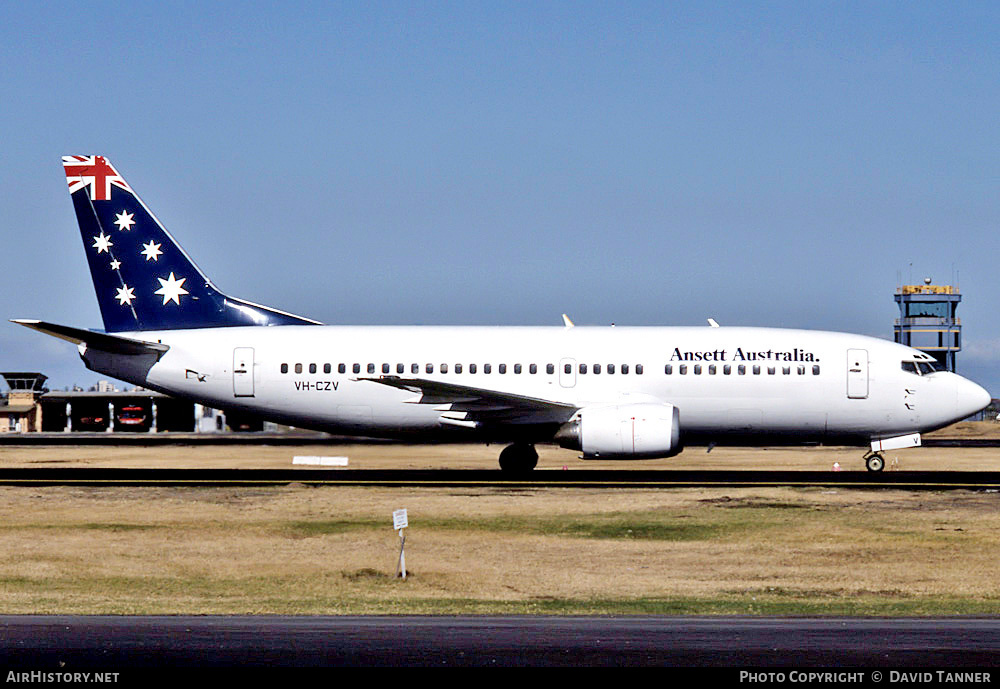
[{"left": 13, "top": 156, "right": 991, "bottom": 472}]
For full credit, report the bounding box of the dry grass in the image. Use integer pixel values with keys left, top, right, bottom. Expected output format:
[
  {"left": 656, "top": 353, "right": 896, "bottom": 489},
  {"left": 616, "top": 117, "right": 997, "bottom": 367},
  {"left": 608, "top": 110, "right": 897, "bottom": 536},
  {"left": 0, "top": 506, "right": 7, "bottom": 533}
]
[{"left": 0, "top": 476, "right": 999, "bottom": 614}]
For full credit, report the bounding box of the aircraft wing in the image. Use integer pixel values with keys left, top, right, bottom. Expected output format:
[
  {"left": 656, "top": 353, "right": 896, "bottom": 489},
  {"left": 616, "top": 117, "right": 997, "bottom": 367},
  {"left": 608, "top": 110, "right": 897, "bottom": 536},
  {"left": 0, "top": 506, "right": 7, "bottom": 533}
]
[{"left": 357, "top": 375, "right": 577, "bottom": 426}]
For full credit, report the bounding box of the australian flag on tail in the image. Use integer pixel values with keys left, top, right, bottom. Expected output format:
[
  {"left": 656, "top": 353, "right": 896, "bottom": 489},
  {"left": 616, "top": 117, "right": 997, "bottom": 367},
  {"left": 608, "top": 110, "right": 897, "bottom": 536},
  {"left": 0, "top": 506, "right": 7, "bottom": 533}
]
[{"left": 63, "top": 156, "right": 319, "bottom": 333}]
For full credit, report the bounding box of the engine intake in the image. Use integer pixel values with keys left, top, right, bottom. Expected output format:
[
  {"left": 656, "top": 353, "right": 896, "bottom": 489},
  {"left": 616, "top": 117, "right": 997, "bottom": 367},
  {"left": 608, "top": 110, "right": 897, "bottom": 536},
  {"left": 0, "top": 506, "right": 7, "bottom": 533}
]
[{"left": 555, "top": 402, "right": 681, "bottom": 459}]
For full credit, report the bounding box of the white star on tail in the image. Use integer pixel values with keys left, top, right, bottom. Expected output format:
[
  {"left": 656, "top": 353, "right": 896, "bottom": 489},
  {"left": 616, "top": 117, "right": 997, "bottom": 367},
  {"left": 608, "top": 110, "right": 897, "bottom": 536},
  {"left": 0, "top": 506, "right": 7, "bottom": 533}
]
[
  {"left": 154, "top": 272, "right": 188, "bottom": 305},
  {"left": 141, "top": 240, "right": 163, "bottom": 261},
  {"left": 110, "top": 258, "right": 122, "bottom": 270},
  {"left": 115, "top": 285, "right": 136, "bottom": 306},
  {"left": 113, "top": 210, "right": 135, "bottom": 231},
  {"left": 92, "top": 232, "right": 113, "bottom": 254}
]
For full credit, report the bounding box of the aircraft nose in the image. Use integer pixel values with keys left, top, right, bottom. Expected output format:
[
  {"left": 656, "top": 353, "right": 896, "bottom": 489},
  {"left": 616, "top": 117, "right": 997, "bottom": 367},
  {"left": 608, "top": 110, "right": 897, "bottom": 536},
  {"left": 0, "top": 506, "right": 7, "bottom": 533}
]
[{"left": 955, "top": 375, "right": 991, "bottom": 418}]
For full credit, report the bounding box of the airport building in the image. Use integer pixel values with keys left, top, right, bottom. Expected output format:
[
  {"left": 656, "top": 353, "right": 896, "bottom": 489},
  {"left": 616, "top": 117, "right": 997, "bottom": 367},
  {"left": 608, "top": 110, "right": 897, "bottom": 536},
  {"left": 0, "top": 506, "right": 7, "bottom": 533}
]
[
  {"left": 0, "top": 372, "right": 264, "bottom": 434},
  {"left": 894, "top": 279, "right": 962, "bottom": 372}
]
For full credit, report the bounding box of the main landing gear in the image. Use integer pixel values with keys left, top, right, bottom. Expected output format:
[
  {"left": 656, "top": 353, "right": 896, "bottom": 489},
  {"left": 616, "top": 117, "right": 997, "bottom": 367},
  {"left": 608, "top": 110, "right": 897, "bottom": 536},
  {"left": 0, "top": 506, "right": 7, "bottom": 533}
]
[
  {"left": 863, "top": 450, "right": 885, "bottom": 473},
  {"left": 498, "top": 443, "right": 538, "bottom": 474}
]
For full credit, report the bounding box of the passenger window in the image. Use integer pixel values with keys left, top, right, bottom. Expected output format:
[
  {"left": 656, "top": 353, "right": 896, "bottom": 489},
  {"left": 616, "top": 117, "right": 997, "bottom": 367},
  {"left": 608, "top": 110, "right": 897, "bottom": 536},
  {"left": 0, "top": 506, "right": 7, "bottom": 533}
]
[
  {"left": 309, "top": 363, "right": 317, "bottom": 374},
  {"left": 499, "top": 364, "right": 507, "bottom": 374},
  {"left": 367, "top": 363, "right": 375, "bottom": 374},
  {"left": 579, "top": 364, "right": 587, "bottom": 374},
  {"left": 353, "top": 363, "right": 360, "bottom": 374},
  {"left": 812, "top": 365, "right": 821, "bottom": 375},
  {"left": 621, "top": 364, "right": 629, "bottom": 374},
  {"left": 564, "top": 364, "right": 572, "bottom": 374},
  {"left": 455, "top": 364, "right": 463, "bottom": 374},
  {"left": 397, "top": 364, "right": 405, "bottom": 374},
  {"left": 709, "top": 365, "right": 716, "bottom": 375},
  {"left": 782, "top": 367, "right": 790, "bottom": 375},
  {"left": 679, "top": 365, "right": 687, "bottom": 375},
  {"left": 412, "top": 363, "right": 419, "bottom": 374},
  {"left": 665, "top": 365, "right": 672, "bottom": 375},
  {"left": 797, "top": 366, "right": 805, "bottom": 375},
  {"left": 295, "top": 363, "right": 303, "bottom": 374},
  {"left": 694, "top": 364, "right": 702, "bottom": 375},
  {"left": 636, "top": 364, "right": 643, "bottom": 375},
  {"left": 382, "top": 363, "right": 390, "bottom": 374},
  {"left": 514, "top": 364, "right": 522, "bottom": 374},
  {"left": 280, "top": 363, "right": 288, "bottom": 374},
  {"left": 607, "top": 364, "right": 615, "bottom": 374},
  {"left": 324, "top": 363, "right": 331, "bottom": 374},
  {"left": 426, "top": 363, "right": 434, "bottom": 374},
  {"left": 724, "top": 365, "right": 731, "bottom": 375},
  {"left": 338, "top": 364, "right": 346, "bottom": 374},
  {"left": 546, "top": 364, "right": 554, "bottom": 374},
  {"left": 440, "top": 363, "right": 448, "bottom": 374},
  {"left": 484, "top": 364, "right": 492, "bottom": 374},
  {"left": 470, "top": 364, "right": 477, "bottom": 374},
  {"left": 593, "top": 364, "right": 600, "bottom": 374},
  {"left": 753, "top": 365, "right": 760, "bottom": 375},
  {"left": 767, "top": 367, "right": 775, "bottom": 375},
  {"left": 738, "top": 365, "right": 746, "bottom": 375},
  {"left": 529, "top": 364, "right": 537, "bottom": 374}
]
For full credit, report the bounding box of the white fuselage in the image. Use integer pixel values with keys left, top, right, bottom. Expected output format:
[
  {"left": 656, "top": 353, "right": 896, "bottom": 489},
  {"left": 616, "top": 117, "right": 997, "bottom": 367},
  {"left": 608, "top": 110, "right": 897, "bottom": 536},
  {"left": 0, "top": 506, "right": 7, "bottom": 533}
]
[{"left": 95, "top": 324, "right": 989, "bottom": 447}]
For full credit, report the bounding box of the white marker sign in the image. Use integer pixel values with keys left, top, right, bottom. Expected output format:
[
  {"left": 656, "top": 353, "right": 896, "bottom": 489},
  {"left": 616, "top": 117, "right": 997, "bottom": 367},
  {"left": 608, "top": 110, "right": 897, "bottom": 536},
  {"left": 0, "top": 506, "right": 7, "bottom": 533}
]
[{"left": 393, "top": 509, "right": 408, "bottom": 530}]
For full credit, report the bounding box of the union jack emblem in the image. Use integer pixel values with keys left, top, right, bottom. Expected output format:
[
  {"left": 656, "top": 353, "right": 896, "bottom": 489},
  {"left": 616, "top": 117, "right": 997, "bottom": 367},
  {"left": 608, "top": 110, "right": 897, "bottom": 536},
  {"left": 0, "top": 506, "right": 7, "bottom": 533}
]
[{"left": 63, "top": 155, "right": 132, "bottom": 201}]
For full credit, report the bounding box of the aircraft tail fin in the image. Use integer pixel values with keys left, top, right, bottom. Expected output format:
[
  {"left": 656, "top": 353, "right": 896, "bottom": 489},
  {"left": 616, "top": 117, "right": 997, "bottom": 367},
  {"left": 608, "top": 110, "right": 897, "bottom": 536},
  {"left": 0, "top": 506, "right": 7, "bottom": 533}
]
[{"left": 62, "top": 156, "right": 320, "bottom": 332}]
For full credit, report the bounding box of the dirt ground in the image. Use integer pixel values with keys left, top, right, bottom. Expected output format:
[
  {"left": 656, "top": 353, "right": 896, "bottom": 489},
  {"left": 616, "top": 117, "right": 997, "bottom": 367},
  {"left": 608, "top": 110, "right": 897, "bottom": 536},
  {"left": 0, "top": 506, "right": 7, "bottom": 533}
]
[{"left": 0, "top": 435, "right": 997, "bottom": 472}]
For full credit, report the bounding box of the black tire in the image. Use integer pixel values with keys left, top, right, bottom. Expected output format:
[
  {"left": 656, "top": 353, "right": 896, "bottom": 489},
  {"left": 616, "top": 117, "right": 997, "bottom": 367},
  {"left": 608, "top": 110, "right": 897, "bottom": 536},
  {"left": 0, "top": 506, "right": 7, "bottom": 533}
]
[
  {"left": 866, "top": 454, "right": 885, "bottom": 472},
  {"left": 498, "top": 443, "right": 538, "bottom": 473}
]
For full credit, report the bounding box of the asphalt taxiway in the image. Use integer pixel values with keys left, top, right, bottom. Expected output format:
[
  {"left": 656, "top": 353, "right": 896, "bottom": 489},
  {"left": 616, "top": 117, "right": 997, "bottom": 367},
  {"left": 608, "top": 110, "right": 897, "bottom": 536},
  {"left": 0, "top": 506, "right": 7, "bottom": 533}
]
[{"left": 3, "top": 616, "right": 1000, "bottom": 667}]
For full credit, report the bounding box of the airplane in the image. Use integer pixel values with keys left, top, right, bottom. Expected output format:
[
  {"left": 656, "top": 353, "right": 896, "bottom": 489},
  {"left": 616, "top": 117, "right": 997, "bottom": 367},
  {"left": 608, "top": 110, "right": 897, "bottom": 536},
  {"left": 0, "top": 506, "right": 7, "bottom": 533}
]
[{"left": 12, "top": 155, "right": 991, "bottom": 473}]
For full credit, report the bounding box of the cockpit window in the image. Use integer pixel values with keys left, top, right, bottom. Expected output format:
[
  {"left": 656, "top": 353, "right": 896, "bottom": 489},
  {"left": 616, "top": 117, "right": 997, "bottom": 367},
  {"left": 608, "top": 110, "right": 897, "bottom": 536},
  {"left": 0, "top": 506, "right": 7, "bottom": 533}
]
[{"left": 902, "top": 360, "right": 944, "bottom": 375}]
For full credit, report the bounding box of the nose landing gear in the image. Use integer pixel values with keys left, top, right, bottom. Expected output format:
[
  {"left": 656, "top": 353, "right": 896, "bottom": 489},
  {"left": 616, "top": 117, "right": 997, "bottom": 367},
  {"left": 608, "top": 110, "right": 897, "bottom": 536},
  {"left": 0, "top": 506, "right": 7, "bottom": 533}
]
[
  {"left": 863, "top": 450, "right": 885, "bottom": 472},
  {"left": 498, "top": 443, "right": 538, "bottom": 474}
]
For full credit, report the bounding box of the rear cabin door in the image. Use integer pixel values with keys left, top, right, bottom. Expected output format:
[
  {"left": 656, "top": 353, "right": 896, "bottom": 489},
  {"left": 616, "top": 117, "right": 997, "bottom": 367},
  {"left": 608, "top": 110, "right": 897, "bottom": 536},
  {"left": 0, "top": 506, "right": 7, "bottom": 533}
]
[
  {"left": 233, "top": 347, "right": 255, "bottom": 397},
  {"left": 846, "top": 348, "right": 869, "bottom": 399}
]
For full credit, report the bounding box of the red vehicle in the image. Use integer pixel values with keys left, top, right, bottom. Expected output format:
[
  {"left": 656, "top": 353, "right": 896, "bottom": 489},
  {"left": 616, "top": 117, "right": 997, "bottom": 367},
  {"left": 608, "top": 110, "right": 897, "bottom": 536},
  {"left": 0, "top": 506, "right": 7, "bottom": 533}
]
[{"left": 116, "top": 405, "right": 147, "bottom": 426}]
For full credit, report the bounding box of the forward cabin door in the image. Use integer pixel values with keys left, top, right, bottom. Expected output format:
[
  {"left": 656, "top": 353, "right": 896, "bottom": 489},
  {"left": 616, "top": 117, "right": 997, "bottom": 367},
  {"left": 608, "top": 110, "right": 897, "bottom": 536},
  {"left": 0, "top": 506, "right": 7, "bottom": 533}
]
[
  {"left": 233, "top": 347, "right": 255, "bottom": 397},
  {"left": 846, "top": 348, "right": 869, "bottom": 399}
]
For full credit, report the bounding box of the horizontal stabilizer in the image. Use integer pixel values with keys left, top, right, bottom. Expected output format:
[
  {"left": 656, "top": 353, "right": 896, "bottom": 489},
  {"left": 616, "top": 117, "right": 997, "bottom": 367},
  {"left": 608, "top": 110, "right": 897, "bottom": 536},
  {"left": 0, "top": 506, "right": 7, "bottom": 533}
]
[{"left": 10, "top": 319, "right": 169, "bottom": 356}]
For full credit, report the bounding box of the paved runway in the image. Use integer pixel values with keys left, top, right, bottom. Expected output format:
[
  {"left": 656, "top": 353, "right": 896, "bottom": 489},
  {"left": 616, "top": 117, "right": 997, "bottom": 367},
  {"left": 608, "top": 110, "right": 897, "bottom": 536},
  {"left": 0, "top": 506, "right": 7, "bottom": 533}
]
[
  {"left": 2, "top": 468, "right": 1000, "bottom": 488},
  {"left": 2, "top": 616, "right": 1000, "bottom": 668}
]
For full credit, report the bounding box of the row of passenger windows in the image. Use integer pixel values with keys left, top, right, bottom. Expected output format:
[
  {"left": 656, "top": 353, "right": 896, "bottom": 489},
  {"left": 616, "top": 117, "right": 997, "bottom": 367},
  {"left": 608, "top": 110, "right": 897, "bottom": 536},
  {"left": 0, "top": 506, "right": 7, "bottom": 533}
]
[
  {"left": 279, "top": 362, "right": 645, "bottom": 375},
  {"left": 277, "top": 361, "right": 821, "bottom": 376},
  {"left": 665, "top": 364, "right": 821, "bottom": 376}
]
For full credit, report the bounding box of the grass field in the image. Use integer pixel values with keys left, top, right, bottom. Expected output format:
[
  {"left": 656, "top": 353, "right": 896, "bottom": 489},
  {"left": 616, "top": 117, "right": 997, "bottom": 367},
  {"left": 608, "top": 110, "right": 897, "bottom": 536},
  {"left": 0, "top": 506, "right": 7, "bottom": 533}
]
[{"left": 1, "top": 431, "right": 999, "bottom": 615}]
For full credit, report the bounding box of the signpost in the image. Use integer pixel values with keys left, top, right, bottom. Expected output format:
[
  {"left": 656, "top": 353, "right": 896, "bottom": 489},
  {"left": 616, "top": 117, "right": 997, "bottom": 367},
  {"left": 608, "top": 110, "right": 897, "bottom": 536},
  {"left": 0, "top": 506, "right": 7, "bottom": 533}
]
[{"left": 393, "top": 509, "right": 408, "bottom": 579}]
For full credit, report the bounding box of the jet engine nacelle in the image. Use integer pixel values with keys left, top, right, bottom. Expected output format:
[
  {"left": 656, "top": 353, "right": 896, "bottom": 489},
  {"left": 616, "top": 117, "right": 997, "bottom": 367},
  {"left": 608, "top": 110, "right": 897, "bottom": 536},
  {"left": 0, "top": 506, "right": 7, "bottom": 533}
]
[{"left": 555, "top": 402, "right": 681, "bottom": 459}]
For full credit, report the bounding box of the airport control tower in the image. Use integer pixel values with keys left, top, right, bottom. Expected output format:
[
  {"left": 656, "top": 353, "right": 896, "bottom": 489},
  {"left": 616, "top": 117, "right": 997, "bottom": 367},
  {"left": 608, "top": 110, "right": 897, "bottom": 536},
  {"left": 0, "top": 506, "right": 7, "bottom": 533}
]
[{"left": 894, "top": 278, "right": 962, "bottom": 371}]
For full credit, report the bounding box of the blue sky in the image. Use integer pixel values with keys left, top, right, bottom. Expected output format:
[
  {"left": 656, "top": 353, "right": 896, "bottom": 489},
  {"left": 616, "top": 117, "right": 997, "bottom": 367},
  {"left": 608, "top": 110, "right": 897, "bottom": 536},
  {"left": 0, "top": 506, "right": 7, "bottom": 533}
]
[{"left": 1, "top": 2, "right": 998, "bottom": 391}]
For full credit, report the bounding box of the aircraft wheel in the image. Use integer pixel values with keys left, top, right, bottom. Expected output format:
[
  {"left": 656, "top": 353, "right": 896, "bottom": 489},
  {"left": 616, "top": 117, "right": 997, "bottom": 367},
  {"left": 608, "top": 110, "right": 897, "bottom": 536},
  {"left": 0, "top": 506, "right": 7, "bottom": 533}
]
[
  {"left": 498, "top": 443, "right": 538, "bottom": 473},
  {"left": 865, "top": 452, "right": 885, "bottom": 472}
]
